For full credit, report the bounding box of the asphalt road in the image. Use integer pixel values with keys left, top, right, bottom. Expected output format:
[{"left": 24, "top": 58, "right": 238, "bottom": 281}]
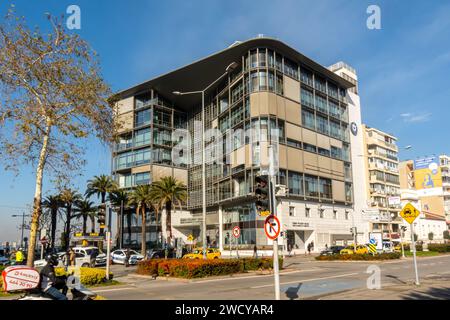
[{"left": 92, "top": 254, "right": 450, "bottom": 300}]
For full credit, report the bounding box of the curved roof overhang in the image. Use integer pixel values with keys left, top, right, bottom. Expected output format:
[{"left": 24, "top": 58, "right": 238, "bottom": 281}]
[{"left": 116, "top": 37, "right": 355, "bottom": 112}]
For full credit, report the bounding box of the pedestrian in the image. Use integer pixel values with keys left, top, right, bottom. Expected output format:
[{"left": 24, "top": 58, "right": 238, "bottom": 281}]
[
  {"left": 253, "top": 244, "right": 258, "bottom": 258},
  {"left": 325, "top": 244, "right": 328, "bottom": 251},
  {"left": 311, "top": 241, "right": 314, "bottom": 253},
  {"left": 15, "top": 248, "right": 25, "bottom": 265},
  {"left": 69, "top": 248, "right": 76, "bottom": 267},
  {"left": 125, "top": 247, "right": 131, "bottom": 268},
  {"left": 5, "top": 242, "right": 10, "bottom": 258},
  {"left": 307, "top": 243, "right": 311, "bottom": 255},
  {"left": 288, "top": 243, "right": 292, "bottom": 257}
]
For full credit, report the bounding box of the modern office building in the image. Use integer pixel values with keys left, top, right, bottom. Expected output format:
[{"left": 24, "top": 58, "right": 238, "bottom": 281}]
[{"left": 112, "top": 37, "right": 361, "bottom": 253}]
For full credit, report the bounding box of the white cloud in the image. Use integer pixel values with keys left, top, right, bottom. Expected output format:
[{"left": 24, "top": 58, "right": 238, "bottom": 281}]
[{"left": 400, "top": 112, "right": 432, "bottom": 123}]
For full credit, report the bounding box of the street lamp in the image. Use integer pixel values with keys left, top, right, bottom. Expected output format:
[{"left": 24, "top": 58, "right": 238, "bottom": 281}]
[
  {"left": 12, "top": 213, "right": 31, "bottom": 248},
  {"left": 173, "top": 61, "right": 238, "bottom": 260}
]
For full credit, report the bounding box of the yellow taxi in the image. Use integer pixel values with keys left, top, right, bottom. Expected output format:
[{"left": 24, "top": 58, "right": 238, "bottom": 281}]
[
  {"left": 182, "top": 248, "right": 221, "bottom": 260},
  {"left": 340, "top": 245, "right": 369, "bottom": 255},
  {"left": 394, "top": 243, "right": 407, "bottom": 252}
]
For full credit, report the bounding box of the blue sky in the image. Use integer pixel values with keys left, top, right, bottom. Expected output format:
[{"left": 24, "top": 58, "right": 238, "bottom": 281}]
[{"left": 1, "top": 0, "right": 449, "bottom": 242}]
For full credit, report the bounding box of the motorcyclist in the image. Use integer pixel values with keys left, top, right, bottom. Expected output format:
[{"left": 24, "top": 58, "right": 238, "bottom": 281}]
[{"left": 39, "top": 254, "right": 68, "bottom": 300}]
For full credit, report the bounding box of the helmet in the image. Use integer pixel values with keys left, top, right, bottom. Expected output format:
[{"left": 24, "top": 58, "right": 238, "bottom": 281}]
[
  {"left": 45, "top": 253, "right": 59, "bottom": 266},
  {"left": 18, "top": 248, "right": 23, "bottom": 251}
]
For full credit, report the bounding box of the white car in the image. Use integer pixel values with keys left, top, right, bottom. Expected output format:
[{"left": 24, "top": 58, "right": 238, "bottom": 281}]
[
  {"left": 111, "top": 249, "right": 144, "bottom": 265},
  {"left": 34, "top": 252, "right": 66, "bottom": 268},
  {"left": 73, "top": 247, "right": 107, "bottom": 267},
  {"left": 0, "top": 255, "right": 10, "bottom": 266}
]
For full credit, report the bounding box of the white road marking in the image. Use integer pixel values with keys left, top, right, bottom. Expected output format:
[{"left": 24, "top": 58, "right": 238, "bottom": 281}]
[
  {"left": 251, "top": 272, "right": 360, "bottom": 289},
  {"left": 92, "top": 287, "right": 135, "bottom": 293},
  {"left": 189, "top": 269, "right": 319, "bottom": 284}
]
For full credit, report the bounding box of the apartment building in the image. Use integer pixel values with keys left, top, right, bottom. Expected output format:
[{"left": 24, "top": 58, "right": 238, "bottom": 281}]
[
  {"left": 361, "top": 126, "right": 402, "bottom": 242},
  {"left": 112, "top": 37, "right": 360, "bottom": 253}
]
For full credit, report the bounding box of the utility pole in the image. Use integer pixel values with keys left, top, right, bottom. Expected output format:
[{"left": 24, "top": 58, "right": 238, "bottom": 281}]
[
  {"left": 106, "top": 230, "right": 111, "bottom": 280},
  {"left": 269, "top": 145, "right": 280, "bottom": 300},
  {"left": 410, "top": 223, "right": 420, "bottom": 285}
]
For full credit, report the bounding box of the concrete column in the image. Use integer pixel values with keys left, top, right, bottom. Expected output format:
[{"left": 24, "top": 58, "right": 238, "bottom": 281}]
[{"left": 219, "top": 205, "right": 223, "bottom": 252}]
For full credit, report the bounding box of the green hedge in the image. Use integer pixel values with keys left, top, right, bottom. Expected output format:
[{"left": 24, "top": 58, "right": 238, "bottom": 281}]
[
  {"left": 316, "top": 252, "right": 401, "bottom": 261},
  {"left": 403, "top": 244, "right": 423, "bottom": 251},
  {"left": 137, "top": 257, "right": 283, "bottom": 279},
  {"left": 427, "top": 244, "right": 450, "bottom": 253}
]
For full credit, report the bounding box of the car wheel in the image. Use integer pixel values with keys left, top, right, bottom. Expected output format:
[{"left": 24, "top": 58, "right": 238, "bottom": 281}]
[
  {"left": 81, "top": 263, "right": 90, "bottom": 268},
  {"left": 213, "top": 257, "right": 218, "bottom": 259}
]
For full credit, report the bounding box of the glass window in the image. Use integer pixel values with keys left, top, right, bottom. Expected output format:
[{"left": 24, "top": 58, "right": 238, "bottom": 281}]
[
  {"left": 116, "top": 151, "right": 133, "bottom": 169},
  {"left": 135, "top": 109, "right": 151, "bottom": 127},
  {"left": 258, "top": 71, "right": 268, "bottom": 91},
  {"left": 275, "top": 53, "right": 283, "bottom": 71},
  {"left": 289, "top": 206, "right": 295, "bottom": 217},
  {"left": 153, "top": 128, "right": 172, "bottom": 146},
  {"left": 331, "top": 146, "right": 342, "bottom": 159},
  {"left": 315, "top": 95, "right": 328, "bottom": 114},
  {"left": 316, "top": 115, "right": 329, "bottom": 135},
  {"left": 301, "top": 89, "right": 314, "bottom": 108},
  {"left": 315, "top": 76, "right": 326, "bottom": 93},
  {"left": 305, "top": 175, "right": 318, "bottom": 197},
  {"left": 318, "top": 147, "right": 330, "bottom": 157},
  {"left": 152, "top": 147, "right": 171, "bottom": 165},
  {"left": 250, "top": 50, "right": 257, "bottom": 68},
  {"left": 330, "top": 120, "right": 341, "bottom": 139},
  {"left": 134, "top": 148, "right": 151, "bottom": 166},
  {"left": 134, "top": 128, "right": 151, "bottom": 147},
  {"left": 345, "top": 183, "right": 353, "bottom": 202},
  {"left": 302, "top": 109, "right": 315, "bottom": 130},
  {"left": 250, "top": 71, "right": 258, "bottom": 92},
  {"left": 284, "top": 58, "right": 298, "bottom": 79},
  {"left": 329, "top": 100, "right": 340, "bottom": 119},
  {"left": 268, "top": 50, "right": 275, "bottom": 68},
  {"left": 135, "top": 172, "right": 151, "bottom": 185},
  {"left": 300, "top": 68, "right": 313, "bottom": 86},
  {"left": 287, "top": 139, "right": 302, "bottom": 148},
  {"left": 258, "top": 48, "right": 266, "bottom": 67},
  {"left": 303, "top": 143, "right": 317, "bottom": 153},
  {"left": 278, "top": 169, "right": 287, "bottom": 186},
  {"left": 268, "top": 71, "right": 275, "bottom": 92},
  {"left": 288, "top": 171, "right": 304, "bottom": 195},
  {"left": 319, "top": 178, "right": 332, "bottom": 199},
  {"left": 275, "top": 73, "right": 283, "bottom": 95},
  {"left": 153, "top": 109, "right": 171, "bottom": 127},
  {"left": 305, "top": 208, "right": 310, "bottom": 218}
]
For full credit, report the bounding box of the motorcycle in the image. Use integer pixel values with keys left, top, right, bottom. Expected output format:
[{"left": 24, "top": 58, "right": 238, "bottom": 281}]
[{"left": 17, "top": 282, "right": 98, "bottom": 300}]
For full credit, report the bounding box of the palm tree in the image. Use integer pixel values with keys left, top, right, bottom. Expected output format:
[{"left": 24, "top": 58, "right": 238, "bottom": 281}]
[
  {"left": 128, "top": 185, "right": 153, "bottom": 254},
  {"left": 149, "top": 176, "right": 187, "bottom": 246},
  {"left": 85, "top": 175, "right": 117, "bottom": 234},
  {"left": 42, "top": 195, "right": 62, "bottom": 250},
  {"left": 59, "top": 188, "right": 82, "bottom": 250},
  {"left": 108, "top": 189, "right": 129, "bottom": 248},
  {"left": 74, "top": 198, "right": 95, "bottom": 235}
]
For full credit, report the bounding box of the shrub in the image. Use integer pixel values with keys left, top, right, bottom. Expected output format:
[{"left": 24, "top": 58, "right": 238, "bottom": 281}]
[
  {"left": 137, "top": 257, "right": 282, "bottom": 279},
  {"left": 55, "top": 267, "right": 113, "bottom": 286},
  {"left": 427, "top": 244, "right": 450, "bottom": 253},
  {"left": 444, "top": 230, "right": 450, "bottom": 240},
  {"left": 315, "top": 252, "right": 401, "bottom": 261}
]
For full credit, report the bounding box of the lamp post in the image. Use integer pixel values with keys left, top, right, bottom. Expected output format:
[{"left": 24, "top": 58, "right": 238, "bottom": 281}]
[
  {"left": 12, "top": 213, "right": 31, "bottom": 248},
  {"left": 173, "top": 62, "right": 238, "bottom": 260}
]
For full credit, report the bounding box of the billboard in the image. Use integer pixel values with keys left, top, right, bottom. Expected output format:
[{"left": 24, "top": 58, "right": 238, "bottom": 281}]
[{"left": 414, "top": 156, "right": 442, "bottom": 190}]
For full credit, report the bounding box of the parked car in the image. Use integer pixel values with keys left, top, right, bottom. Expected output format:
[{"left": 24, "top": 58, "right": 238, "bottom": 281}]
[
  {"left": 0, "top": 255, "right": 10, "bottom": 266},
  {"left": 340, "top": 245, "right": 369, "bottom": 255},
  {"left": 146, "top": 248, "right": 189, "bottom": 259},
  {"left": 320, "top": 245, "right": 345, "bottom": 256},
  {"left": 111, "top": 249, "right": 144, "bottom": 265},
  {"left": 73, "top": 247, "right": 107, "bottom": 267},
  {"left": 34, "top": 252, "right": 66, "bottom": 268},
  {"left": 183, "top": 248, "right": 221, "bottom": 260}
]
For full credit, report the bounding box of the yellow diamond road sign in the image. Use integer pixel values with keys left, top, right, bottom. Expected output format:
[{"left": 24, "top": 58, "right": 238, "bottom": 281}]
[{"left": 400, "top": 202, "right": 420, "bottom": 224}]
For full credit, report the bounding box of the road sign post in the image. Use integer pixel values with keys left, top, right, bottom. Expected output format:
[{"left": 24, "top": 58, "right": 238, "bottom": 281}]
[
  {"left": 106, "top": 231, "right": 111, "bottom": 281},
  {"left": 232, "top": 226, "right": 240, "bottom": 258},
  {"left": 269, "top": 144, "right": 280, "bottom": 300},
  {"left": 400, "top": 203, "right": 420, "bottom": 285}
]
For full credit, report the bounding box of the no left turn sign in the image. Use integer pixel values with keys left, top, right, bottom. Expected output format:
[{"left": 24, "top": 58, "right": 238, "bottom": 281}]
[{"left": 264, "top": 215, "right": 281, "bottom": 240}]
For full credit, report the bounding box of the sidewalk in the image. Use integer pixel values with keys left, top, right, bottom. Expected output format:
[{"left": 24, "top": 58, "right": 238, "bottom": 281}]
[{"left": 316, "top": 274, "right": 450, "bottom": 300}]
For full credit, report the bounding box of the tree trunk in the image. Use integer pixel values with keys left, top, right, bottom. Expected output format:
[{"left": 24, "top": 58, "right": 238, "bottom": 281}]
[
  {"left": 141, "top": 205, "right": 146, "bottom": 255},
  {"left": 100, "top": 192, "right": 106, "bottom": 235},
  {"left": 91, "top": 215, "right": 96, "bottom": 233},
  {"left": 82, "top": 215, "right": 87, "bottom": 234},
  {"left": 50, "top": 209, "right": 57, "bottom": 250},
  {"left": 115, "top": 208, "right": 121, "bottom": 247},
  {"left": 155, "top": 209, "right": 160, "bottom": 249},
  {"left": 166, "top": 201, "right": 172, "bottom": 246},
  {"left": 27, "top": 124, "right": 51, "bottom": 267},
  {"left": 127, "top": 212, "right": 132, "bottom": 245},
  {"left": 65, "top": 205, "right": 72, "bottom": 251}
]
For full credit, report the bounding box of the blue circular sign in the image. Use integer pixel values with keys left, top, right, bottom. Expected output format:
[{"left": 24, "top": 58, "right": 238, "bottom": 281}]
[{"left": 369, "top": 238, "right": 376, "bottom": 244}]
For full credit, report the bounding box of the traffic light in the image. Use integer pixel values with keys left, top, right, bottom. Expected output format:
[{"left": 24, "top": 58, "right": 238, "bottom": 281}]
[{"left": 255, "top": 175, "right": 270, "bottom": 215}]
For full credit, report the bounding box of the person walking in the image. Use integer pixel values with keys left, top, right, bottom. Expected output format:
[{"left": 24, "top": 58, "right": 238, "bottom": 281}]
[
  {"left": 253, "top": 244, "right": 258, "bottom": 258},
  {"left": 69, "top": 248, "right": 76, "bottom": 267},
  {"left": 307, "top": 243, "right": 311, "bottom": 255},
  {"left": 311, "top": 241, "right": 315, "bottom": 253}
]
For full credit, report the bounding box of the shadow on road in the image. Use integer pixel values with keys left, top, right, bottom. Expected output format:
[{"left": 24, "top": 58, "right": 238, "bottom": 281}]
[
  {"left": 285, "top": 283, "right": 302, "bottom": 300},
  {"left": 385, "top": 275, "right": 407, "bottom": 285},
  {"left": 403, "top": 287, "right": 450, "bottom": 300}
]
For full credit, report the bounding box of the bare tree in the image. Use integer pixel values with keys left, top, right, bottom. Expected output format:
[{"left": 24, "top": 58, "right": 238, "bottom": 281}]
[{"left": 0, "top": 8, "right": 119, "bottom": 266}]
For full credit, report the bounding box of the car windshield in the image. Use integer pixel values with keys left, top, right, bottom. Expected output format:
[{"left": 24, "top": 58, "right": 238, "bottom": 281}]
[
  {"left": 131, "top": 250, "right": 139, "bottom": 255},
  {"left": 85, "top": 249, "right": 99, "bottom": 256}
]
